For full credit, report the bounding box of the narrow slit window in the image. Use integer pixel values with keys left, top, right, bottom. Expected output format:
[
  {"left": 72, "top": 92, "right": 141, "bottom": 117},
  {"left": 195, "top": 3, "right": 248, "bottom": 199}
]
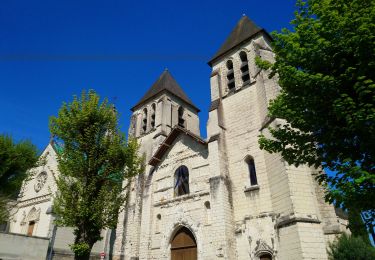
[
  {"left": 174, "top": 165, "right": 189, "bottom": 196},
  {"left": 204, "top": 201, "right": 211, "bottom": 225},
  {"left": 155, "top": 214, "right": 161, "bottom": 233},
  {"left": 240, "top": 51, "right": 250, "bottom": 84},
  {"left": 142, "top": 108, "right": 148, "bottom": 133},
  {"left": 246, "top": 157, "right": 258, "bottom": 186},
  {"left": 178, "top": 106, "right": 185, "bottom": 128},
  {"left": 151, "top": 103, "right": 156, "bottom": 129},
  {"left": 226, "top": 60, "right": 235, "bottom": 91}
]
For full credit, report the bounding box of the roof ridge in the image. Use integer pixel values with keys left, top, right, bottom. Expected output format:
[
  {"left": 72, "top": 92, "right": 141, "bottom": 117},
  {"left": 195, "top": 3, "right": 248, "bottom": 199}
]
[
  {"left": 131, "top": 70, "right": 199, "bottom": 112},
  {"left": 208, "top": 16, "right": 267, "bottom": 66}
]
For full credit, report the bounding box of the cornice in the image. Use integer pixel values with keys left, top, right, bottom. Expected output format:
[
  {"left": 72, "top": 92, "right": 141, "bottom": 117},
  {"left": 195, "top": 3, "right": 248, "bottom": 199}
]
[{"left": 17, "top": 193, "right": 52, "bottom": 208}]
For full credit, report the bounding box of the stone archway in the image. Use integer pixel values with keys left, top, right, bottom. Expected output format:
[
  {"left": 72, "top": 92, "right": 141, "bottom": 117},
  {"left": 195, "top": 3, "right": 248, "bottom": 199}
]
[
  {"left": 171, "top": 226, "right": 197, "bottom": 260},
  {"left": 21, "top": 207, "right": 40, "bottom": 236}
]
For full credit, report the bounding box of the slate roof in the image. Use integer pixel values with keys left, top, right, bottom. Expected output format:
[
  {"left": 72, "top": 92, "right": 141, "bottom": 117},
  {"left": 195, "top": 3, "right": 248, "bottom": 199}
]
[
  {"left": 208, "top": 16, "right": 269, "bottom": 66},
  {"left": 131, "top": 70, "right": 200, "bottom": 112}
]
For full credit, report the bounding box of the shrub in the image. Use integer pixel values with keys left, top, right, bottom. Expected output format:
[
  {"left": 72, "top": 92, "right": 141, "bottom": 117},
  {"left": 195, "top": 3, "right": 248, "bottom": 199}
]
[{"left": 328, "top": 233, "right": 375, "bottom": 260}]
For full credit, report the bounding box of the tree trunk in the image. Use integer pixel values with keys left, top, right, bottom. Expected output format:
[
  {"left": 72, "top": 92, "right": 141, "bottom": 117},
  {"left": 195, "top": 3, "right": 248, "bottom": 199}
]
[
  {"left": 73, "top": 230, "right": 95, "bottom": 260},
  {"left": 74, "top": 252, "right": 90, "bottom": 260}
]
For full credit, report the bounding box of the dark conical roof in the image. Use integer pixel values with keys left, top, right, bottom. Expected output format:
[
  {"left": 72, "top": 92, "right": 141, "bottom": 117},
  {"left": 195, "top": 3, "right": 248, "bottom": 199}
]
[
  {"left": 208, "top": 16, "right": 267, "bottom": 66},
  {"left": 131, "top": 70, "right": 199, "bottom": 112}
]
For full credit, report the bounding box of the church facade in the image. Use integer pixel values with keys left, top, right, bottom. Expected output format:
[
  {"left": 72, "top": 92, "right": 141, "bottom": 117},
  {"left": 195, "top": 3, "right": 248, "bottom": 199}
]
[
  {"left": 7, "top": 16, "right": 347, "bottom": 260},
  {"left": 111, "top": 16, "right": 347, "bottom": 260}
]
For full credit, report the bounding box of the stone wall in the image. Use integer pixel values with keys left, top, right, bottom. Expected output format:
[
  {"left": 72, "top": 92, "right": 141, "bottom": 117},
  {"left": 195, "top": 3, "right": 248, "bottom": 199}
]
[{"left": 0, "top": 232, "right": 49, "bottom": 260}]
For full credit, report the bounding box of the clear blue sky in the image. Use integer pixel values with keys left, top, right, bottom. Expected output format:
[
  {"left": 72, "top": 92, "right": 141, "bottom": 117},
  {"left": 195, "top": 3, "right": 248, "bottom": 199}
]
[{"left": 0, "top": 0, "right": 296, "bottom": 151}]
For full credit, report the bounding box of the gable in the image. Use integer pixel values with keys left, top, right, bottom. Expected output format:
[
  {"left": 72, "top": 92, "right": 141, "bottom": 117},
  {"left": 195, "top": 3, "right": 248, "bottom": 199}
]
[
  {"left": 158, "top": 134, "right": 208, "bottom": 168},
  {"left": 19, "top": 143, "right": 59, "bottom": 201},
  {"left": 149, "top": 126, "right": 207, "bottom": 166}
]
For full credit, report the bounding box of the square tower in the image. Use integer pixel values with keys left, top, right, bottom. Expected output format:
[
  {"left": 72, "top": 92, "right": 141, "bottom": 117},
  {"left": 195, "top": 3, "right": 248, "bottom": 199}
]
[
  {"left": 113, "top": 70, "right": 202, "bottom": 259},
  {"left": 206, "top": 16, "right": 343, "bottom": 259}
]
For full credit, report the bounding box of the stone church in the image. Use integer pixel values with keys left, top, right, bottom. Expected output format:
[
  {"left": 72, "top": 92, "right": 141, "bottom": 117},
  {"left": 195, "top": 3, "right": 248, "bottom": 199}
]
[{"left": 7, "top": 16, "right": 348, "bottom": 260}]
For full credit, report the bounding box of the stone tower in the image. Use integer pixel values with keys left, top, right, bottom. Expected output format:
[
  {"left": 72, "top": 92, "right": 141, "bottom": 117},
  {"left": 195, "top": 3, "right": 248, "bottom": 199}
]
[
  {"left": 113, "top": 69, "right": 201, "bottom": 259},
  {"left": 112, "top": 16, "right": 346, "bottom": 260},
  {"left": 207, "top": 16, "right": 343, "bottom": 259}
]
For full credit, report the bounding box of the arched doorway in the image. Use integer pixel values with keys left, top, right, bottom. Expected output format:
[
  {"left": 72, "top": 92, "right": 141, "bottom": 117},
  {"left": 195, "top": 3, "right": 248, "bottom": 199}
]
[
  {"left": 27, "top": 221, "right": 35, "bottom": 236},
  {"left": 171, "top": 227, "right": 197, "bottom": 260},
  {"left": 259, "top": 253, "right": 272, "bottom": 260}
]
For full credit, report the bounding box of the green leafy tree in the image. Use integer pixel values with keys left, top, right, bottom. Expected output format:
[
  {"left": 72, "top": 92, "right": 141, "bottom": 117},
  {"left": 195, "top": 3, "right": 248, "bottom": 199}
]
[
  {"left": 50, "top": 90, "right": 144, "bottom": 260},
  {"left": 0, "top": 134, "right": 38, "bottom": 222},
  {"left": 327, "top": 233, "right": 375, "bottom": 260},
  {"left": 257, "top": 0, "right": 375, "bottom": 233},
  {"left": 347, "top": 209, "right": 371, "bottom": 244}
]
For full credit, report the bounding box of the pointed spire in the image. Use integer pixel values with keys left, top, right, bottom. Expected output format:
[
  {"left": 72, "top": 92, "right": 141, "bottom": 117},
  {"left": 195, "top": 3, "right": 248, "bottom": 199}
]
[
  {"left": 208, "top": 16, "right": 267, "bottom": 66},
  {"left": 131, "top": 70, "right": 200, "bottom": 112}
]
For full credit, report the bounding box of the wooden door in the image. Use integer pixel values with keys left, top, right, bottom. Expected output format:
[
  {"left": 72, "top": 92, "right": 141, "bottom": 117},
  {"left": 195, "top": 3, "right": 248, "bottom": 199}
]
[
  {"left": 171, "top": 227, "right": 197, "bottom": 260},
  {"left": 27, "top": 221, "right": 35, "bottom": 236}
]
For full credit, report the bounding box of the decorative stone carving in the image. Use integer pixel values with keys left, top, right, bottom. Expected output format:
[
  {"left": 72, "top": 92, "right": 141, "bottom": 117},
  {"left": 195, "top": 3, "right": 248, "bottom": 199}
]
[
  {"left": 254, "top": 239, "right": 274, "bottom": 258},
  {"left": 20, "top": 211, "right": 26, "bottom": 225},
  {"left": 34, "top": 171, "right": 47, "bottom": 192},
  {"left": 17, "top": 194, "right": 51, "bottom": 208},
  {"left": 27, "top": 207, "right": 41, "bottom": 222}
]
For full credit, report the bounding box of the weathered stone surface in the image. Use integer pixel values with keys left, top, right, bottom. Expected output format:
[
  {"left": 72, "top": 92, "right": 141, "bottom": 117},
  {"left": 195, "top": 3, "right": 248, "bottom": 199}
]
[
  {"left": 113, "top": 28, "right": 347, "bottom": 260},
  {"left": 7, "top": 16, "right": 348, "bottom": 260}
]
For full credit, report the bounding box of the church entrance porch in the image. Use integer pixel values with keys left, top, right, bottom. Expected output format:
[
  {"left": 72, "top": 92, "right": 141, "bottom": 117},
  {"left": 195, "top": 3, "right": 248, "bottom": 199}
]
[{"left": 171, "top": 227, "right": 197, "bottom": 260}]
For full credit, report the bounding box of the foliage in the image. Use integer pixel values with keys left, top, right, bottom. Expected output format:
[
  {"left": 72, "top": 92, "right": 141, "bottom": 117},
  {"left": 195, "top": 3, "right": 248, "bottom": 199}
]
[
  {"left": 70, "top": 242, "right": 91, "bottom": 257},
  {"left": 50, "top": 90, "right": 144, "bottom": 260},
  {"left": 257, "top": 0, "right": 375, "bottom": 231},
  {"left": 327, "top": 233, "right": 375, "bottom": 260},
  {"left": 347, "top": 209, "right": 371, "bottom": 244},
  {"left": 0, "top": 134, "right": 39, "bottom": 222}
]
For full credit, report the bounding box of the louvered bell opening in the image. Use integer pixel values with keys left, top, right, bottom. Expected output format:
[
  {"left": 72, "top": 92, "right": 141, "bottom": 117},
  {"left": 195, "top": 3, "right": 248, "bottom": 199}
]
[
  {"left": 178, "top": 118, "right": 185, "bottom": 128},
  {"left": 227, "top": 78, "right": 235, "bottom": 90},
  {"left": 240, "top": 62, "right": 249, "bottom": 72},
  {"left": 151, "top": 113, "right": 155, "bottom": 128},
  {"left": 242, "top": 70, "right": 250, "bottom": 84}
]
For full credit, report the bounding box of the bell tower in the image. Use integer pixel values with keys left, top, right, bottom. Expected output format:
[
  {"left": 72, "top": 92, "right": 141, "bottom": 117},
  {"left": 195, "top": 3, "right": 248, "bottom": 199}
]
[
  {"left": 113, "top": 69, "right": 200, "bottom": 259},
  {"left": 128, "top": 69, "right": 200, "bottom": 161},
  {"left": 206, "top": 15, "right": 339, "bottom": 259}
]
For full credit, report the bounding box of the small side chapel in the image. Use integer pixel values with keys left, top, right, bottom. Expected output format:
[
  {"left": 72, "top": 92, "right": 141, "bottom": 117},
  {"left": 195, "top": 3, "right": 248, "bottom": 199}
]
[{"left": 8, "top": 16, "right": 348, "bottom": 260}]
